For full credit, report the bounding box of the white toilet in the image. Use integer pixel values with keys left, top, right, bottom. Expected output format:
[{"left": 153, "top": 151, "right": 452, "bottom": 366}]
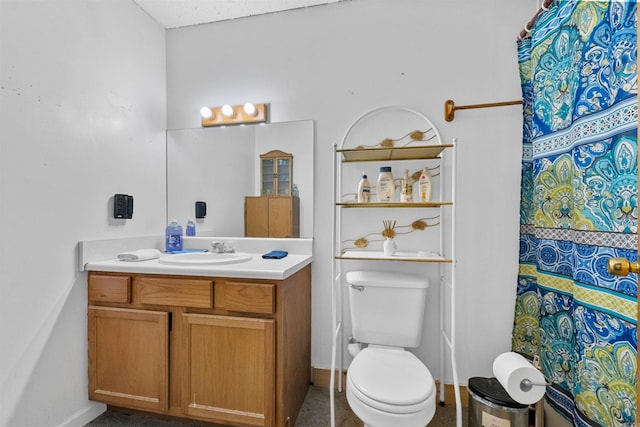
[{"left": 345, "top": 270, "right": 436, "bottom": 427}]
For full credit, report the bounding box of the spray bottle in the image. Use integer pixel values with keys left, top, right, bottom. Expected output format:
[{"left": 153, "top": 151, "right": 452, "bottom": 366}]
[{"left": 400, "top": 169, "right": 413, "bottom": 203}]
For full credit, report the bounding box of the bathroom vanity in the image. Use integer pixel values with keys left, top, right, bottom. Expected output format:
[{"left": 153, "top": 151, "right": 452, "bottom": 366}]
[{"left": 85, "top": 248, "right": 312, "bottom": 427}]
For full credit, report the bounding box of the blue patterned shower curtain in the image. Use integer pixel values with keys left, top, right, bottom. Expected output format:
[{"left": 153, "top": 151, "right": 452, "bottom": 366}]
[{"left": 513, "top": 1, "right": 637, "bottom": 426}]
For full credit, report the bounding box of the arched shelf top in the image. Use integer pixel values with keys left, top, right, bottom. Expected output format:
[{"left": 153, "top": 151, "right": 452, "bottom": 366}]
[
  {"left": 337, "top": 105, "right": 446, "bottom": 162},
  {"left": 339, "top": 105, "right": 443, "bottom": 150}
]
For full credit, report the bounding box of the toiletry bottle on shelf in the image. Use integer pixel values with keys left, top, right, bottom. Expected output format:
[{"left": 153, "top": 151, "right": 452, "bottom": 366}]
[
  {"left": 186, "top": 219, "right": 196, "bottom": 236},
  {"left": 400, "top": 169, "right": 413, "bottom": 203},
  {"left": 165, "top": 219, "right": 183, "bottom": 252},
  {"left": 376, "top": 166, "right": 395, "bottom": 202},
  {"left": 357, "top": 171, "right": 371, "bottom": 203},
  {"left": 419, "top": 167, "right": 432, "bottom": 202}
]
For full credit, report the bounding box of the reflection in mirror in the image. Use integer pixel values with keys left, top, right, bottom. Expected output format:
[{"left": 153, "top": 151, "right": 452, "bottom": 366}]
[{"left": 167, "top": 120, "right": 314, "bottom": 238}]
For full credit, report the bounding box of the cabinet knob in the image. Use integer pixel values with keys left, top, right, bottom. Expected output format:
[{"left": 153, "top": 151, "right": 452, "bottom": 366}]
[{"left": 607, "top": 258, "right": 640, "bottom": 277}]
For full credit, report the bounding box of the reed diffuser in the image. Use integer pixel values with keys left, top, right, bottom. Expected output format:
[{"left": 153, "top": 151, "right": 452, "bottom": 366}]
[{"left": 382, "top": 220, "right": 397, "bottom": 256}]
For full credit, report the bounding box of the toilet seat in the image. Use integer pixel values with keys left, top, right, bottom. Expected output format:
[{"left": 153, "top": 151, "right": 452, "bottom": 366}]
[{"left": 348, "top": 347, "right": 435, "bottom": 414}]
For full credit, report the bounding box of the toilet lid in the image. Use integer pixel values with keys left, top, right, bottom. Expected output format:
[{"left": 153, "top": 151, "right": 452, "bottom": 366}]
[{"left": 349, "top": 348, "right": 435, "bottom": 409}]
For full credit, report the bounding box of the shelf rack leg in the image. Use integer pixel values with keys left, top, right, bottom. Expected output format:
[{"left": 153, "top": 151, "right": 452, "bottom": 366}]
[
  {"left": 451, "top": 138, "right": 461, "bottom": 427},
  {"left": 330, "top": 143, "right": 344, "bottom": 427}
]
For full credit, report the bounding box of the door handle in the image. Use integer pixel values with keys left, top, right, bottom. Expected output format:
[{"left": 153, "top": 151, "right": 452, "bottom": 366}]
[{"left": 607, "top": 258, "right": 640, "bottom": 277}]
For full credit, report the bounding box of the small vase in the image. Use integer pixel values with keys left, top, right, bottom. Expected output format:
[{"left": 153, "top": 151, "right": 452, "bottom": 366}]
[{"left": 383, "top": 238, "right": 397, "bottom": 257}]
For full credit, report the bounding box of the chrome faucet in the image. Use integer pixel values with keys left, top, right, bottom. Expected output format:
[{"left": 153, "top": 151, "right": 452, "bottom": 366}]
[{"left": 211, "top": 241, "right": 235, "bottom": 254}]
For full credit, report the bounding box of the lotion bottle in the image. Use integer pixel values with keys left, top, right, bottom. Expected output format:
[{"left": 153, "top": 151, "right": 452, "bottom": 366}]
[
  {"left": 419, "top": 167, "right": 432, "bottom": 202},
  {"left": 400, "top": 169, "right": 413, "bottom": 203},
  {"left": 376, "top": 166, "right": 395, "bottom": 202},
  {"left": 357, "top": 172, "right": 371, "bottom": 203}
]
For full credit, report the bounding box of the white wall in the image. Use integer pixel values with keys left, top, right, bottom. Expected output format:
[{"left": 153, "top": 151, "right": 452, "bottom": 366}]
[
  {"left": 167, "top": 0, "right": 536, "bottom": 386},
  {"left": 0, "top": 1, "right": 166, "bottom": 426}
]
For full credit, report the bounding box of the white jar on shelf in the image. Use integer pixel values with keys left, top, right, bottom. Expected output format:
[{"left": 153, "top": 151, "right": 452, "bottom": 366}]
[{"left": 383, "top": 238, "right": 397, "bottom": 256}]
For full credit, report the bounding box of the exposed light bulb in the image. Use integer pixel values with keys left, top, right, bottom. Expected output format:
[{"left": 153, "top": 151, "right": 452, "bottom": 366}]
[
  {"left": 243, "top": 102, "right": 257, "bottom": 116},
  {"left": 221, "top": 104, "right": 235, "bottom": 118},
  {"left": 200, "top": 107, "right": 213, "bottom": 119}
]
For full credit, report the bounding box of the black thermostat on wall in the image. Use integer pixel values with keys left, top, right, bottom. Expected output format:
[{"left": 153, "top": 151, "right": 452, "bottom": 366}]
[{"left": 114, "top": 194, "right": 134, "bottom": 219}]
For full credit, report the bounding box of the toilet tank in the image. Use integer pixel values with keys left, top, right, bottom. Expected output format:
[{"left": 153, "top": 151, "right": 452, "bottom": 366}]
[{"left": 346, "top": 270, "right": 429, "bottom": 348}]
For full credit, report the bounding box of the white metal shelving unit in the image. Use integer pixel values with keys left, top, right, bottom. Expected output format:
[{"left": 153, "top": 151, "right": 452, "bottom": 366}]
[{"left": 330, "top": 105, "right": 461, "bottom": 427}]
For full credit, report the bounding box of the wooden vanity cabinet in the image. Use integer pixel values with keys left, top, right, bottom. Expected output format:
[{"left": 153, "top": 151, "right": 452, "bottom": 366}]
[
  {"left": 87, "top": 265, "right": 311, "bottom": 427},
  {"left": 245, "top": 196, "right": 300, "bottom": 238}
]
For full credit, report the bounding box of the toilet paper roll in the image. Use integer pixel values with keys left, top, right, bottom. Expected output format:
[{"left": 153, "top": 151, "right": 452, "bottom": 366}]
[{"left": 492, "top": 352, "right": 546, "bottom": 405}]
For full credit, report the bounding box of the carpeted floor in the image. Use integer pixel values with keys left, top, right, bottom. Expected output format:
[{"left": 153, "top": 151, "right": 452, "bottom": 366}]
[{"left": 86, "top": 386, "right": 468, "bottom": 426}]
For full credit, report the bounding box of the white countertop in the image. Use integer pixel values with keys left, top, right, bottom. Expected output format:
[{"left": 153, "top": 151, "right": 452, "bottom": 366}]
[
  {"left": 85, "top": 252, "right": 312, "bottom": 280},
  {"left": 80, "top": 236, "right": 313, "bottom": 280}
]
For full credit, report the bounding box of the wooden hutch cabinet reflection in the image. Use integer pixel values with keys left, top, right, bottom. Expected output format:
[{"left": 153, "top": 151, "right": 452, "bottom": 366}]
[{"left": 245, "top": 150, "right": 299, "bottom": 238}]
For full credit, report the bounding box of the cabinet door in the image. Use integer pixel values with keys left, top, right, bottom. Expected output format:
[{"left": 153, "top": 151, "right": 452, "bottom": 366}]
[
  {"left": 269, "top": 196, "right": 300, "bottom": 238},
  {"left": 245, "top": 196, "right": 269, "bottom": 237},
  {"left": 88, "top": 306, "right": 169, "bottom": 412},
  {"left": 268, "top": 197, "right": 292, "bottom": 238},
  {"left": 261, "top": 158, "right": 275, "bottom": 196},
  {"left": 276, "top": 157, "right": 291, "bottom": 195},
  {"left": 183, "top": 313, "right": 275, "bottom": 427}
]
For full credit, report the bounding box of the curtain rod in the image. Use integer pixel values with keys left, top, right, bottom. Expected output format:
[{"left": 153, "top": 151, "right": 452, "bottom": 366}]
[
  {"left": 518, "top": 0, "right": 553, "bottom": 40},
  {"left": 444, "top": 99, "right": 522, "bottom": 122}
]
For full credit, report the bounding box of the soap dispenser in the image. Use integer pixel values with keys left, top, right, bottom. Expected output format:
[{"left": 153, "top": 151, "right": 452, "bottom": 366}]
[
  {"left": 165, "top": 219, "right": 183, "bottom": 252},
  {"left": 186, "top": 219, "right": 196, "bottom": 236}
]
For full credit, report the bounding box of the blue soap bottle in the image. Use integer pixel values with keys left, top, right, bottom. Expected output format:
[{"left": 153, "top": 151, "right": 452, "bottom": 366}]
[
  {"left": 165, "top": 219, "right": 183, "bottom": 252},
  {"left": 186, "top": 219, "right": 196, "bottom": 236}
]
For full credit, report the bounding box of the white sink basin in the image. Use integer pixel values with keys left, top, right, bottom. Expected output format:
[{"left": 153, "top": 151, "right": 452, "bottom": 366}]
[{"left": 158, "top": 252, "right": 252, "bottom": 266}]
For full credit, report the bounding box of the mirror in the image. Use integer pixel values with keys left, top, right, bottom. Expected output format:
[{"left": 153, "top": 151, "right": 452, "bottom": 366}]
[{"left": 167, "top": 120, "right": 314, "bottom": 238}]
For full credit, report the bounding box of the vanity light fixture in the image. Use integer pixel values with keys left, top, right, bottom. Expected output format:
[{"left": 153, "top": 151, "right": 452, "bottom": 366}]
[
  {"left": 200, "top": 103, "right": 268, "bottom": 127},
  {"left": 243, "top": 102, "right": 257, "bottom": 116},
  {"left": 221, "top": 104, "right": 235, "bottom": 118},
  {"left": 200, "top": 106, "right": 214, "bottom": 120}
]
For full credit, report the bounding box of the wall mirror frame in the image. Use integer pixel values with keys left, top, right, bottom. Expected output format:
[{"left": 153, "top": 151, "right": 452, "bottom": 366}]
[{"left": 166, "top": 120, "right": 314, "bottom": 238}]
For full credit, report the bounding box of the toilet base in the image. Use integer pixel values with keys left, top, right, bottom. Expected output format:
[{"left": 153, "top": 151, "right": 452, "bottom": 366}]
[{"left": 346, "top": 382, "right": 435, "bottom": 427}]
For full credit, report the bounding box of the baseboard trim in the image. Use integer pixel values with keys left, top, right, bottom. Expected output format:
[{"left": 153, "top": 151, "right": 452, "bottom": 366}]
[
  {"left": 57, "top": 402, "right": 106, "bottom": 427},
  {"left": 312, "top": 367, "right": 469, "bottom": 408}
]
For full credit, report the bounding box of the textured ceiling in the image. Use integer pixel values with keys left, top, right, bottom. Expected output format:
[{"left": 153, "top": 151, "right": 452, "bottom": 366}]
[{"left": 133, "top": 0, "right": 341, "bottom": 29}]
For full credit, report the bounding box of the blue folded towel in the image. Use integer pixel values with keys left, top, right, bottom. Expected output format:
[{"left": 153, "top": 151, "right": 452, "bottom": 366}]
[{"left": 262, "top": 250, "right": 288, "bottom": 259}]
